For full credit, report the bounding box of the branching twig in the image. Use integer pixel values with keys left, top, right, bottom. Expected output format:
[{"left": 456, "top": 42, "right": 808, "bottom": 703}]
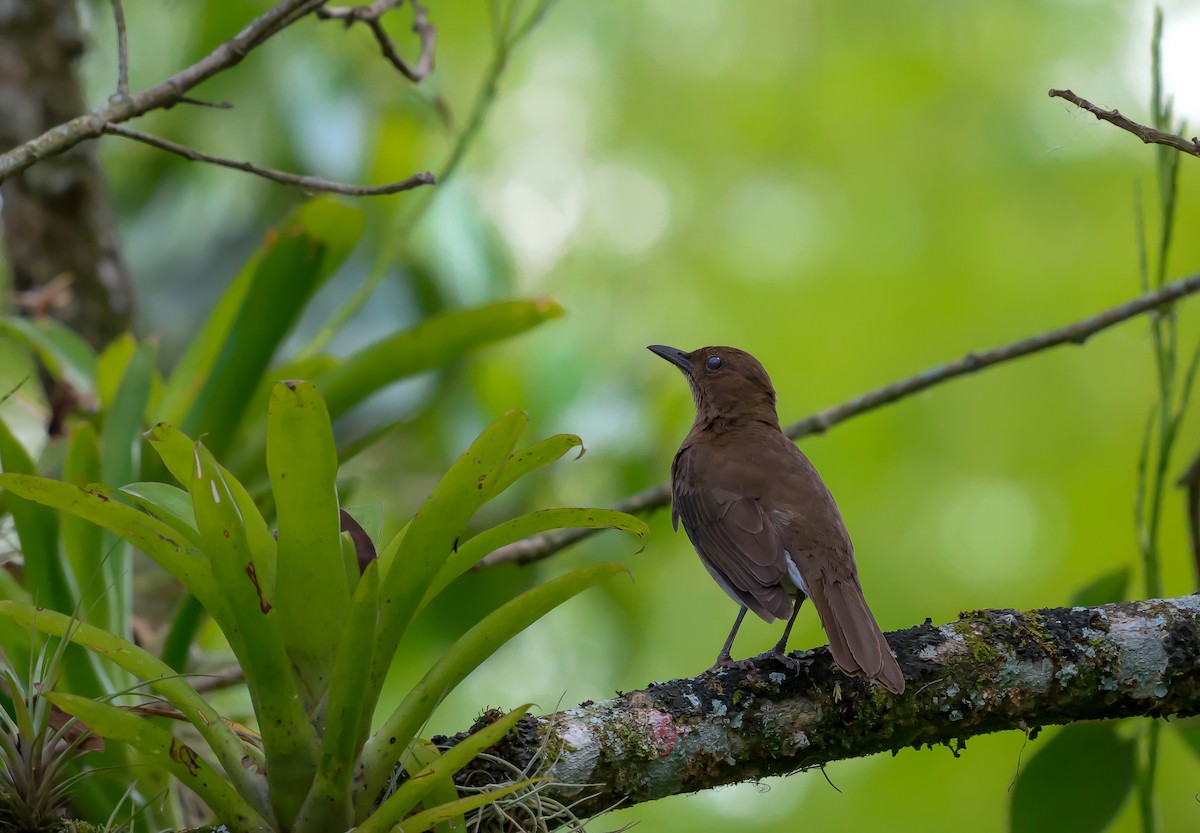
[
  {"left": 478, "top": 272, "right": 1200, "bottom": 569},
  {"left": 109, "top": 0, "right": 130, "bottom": 97},
  {"left": 0, "top": 0, "right": 324, "bottom": 183},
  {"left": 456, "top": 596, "right": 1200, "bottom": 827},
  {"left": 317, "top": 0, "right": 436, "bottom": 82},
  {"left": 1049, "top": 88, "right": 1200, "bottom": 158},
  {"left": 103, "top": 124, "right": 435, "bottom": 196}
]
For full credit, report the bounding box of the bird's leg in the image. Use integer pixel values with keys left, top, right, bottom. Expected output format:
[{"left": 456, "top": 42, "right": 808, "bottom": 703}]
[
  {"left": 712, "top": 607, "right": 750, "bottom": 670},
  {"left": 766, "top": 595, "right": 805, "bottom": 672}
]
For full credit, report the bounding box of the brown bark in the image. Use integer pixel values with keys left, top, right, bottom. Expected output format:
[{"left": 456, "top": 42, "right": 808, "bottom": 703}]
[{"left": 0, "top": 0, "right": 134, "bottom": 349}]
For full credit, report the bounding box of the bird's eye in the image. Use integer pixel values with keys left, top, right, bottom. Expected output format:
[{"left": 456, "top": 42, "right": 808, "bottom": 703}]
[{"left": 705, "top": 355, "right": 722, "bottom": 371}]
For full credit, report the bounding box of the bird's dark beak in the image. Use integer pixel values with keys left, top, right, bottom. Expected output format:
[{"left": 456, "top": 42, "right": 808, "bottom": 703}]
[{"left": 647, "top": 344, "right": 691, "bottom": 373}]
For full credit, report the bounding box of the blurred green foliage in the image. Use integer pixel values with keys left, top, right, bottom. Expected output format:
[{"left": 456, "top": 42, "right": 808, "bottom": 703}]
[{"left": 2, "top": 0, "right": 1200, "bottom": 831}]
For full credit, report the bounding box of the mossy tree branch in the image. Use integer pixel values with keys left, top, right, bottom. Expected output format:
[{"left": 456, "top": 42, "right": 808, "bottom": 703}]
[{"left": 431, "top": 595, "right": 1200, "bottom": 825}]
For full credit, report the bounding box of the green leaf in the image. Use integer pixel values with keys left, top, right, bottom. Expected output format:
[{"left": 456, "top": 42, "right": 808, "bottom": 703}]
[
  {"left": 1009, "top": 722, "right": 1135, "bottom": 833},
  {"left": 147, "top": 422, "right": 276, "bottom": 595},
  {"left": 0, "top": 601, "right": 270, "bottom": 820},
  {"left": 395, "top": 741, "right": 464, "bottom": 833},
  {"left": 187, "top": 440, "right": 318, "bottom": 828},
  {"left": 368, "top": 411, "right": 528, "bottom": 705},
  {"left": 62, "top": 424, "right": 104, "bottom": 611},
  {"left": 423, "top": 508, "right": 647, "bottom": 608},
  {"left": 361, "top": 561, "right": 625, "bottom": 801},
  {"left": 0, "top": 317, "right": 97, "bottom": 396},
  {"left": 1069, "top": 567, "right": 1130, "bottom": 608},
  {"left": 100, "top": 339, "right": 157, "bottom": 635},
  {"left": 266, "top": 381, "right": 348, "bottom": 708},
  {"left": 315, "top": 300, "right": 563, "bottom": 419},
  {"left": 100, "top": 339, "right": 155, "bottom": 489},
  {"left": 398, "top": 778, "right": 540, "bottom": 833},
  {"left": 488, "top": 433, "right": 584, "bottom": 499},
  {"left": 355, "top": 705, "right": 532, "bottom": 832},
  {"left": 117, "top": 482, "right": 199, "bottom": 543},
  {"left": 161, "top": 199, "right": 363, "bottom": 455},
  {"left": 46, "top": 692, "right": 272, "bottom": 833},
  {"left": 95, "top": 332, "right": 136, "bottom": 410},
  {"left": 293, "top": 562, "right": 380, "bottom": 833},
  {"left": 0, "top": 473, "right": 219, "bottom": 614},
  {"left": 1173, "top": 716, "right": 1200, "bottom": 761},
  {"left": 0, "top": 425, "right": 76, "bottom": 616}
]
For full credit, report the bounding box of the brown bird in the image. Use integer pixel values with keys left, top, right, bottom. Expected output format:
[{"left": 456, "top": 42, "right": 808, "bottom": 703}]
[{"left": 649, "top": 344, "right": 904, "bottom": 694}]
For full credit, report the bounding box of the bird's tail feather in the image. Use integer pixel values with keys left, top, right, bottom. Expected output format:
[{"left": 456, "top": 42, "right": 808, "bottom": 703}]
[{"left": 809, "top": 578, "right": 904, "bottom": 694}]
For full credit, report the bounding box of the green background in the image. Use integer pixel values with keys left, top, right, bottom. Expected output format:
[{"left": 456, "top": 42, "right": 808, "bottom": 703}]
[{"left": 15, "top": 0, "right": 1200, "bottom": 829}]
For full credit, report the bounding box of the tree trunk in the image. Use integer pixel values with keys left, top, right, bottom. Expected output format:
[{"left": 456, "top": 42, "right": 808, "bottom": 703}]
[{"left": 0, "top": 0, "right": 134, "bottom": 349}]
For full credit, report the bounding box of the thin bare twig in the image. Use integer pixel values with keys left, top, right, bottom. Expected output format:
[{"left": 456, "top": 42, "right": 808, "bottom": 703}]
[
  {"left": 1049, "top": 88, "right": 1200, "bottom": 158},
  {"left": 478, "top": 272, "right": 1200, "bottom": 569},
  {"left": 171, "top": 96, "right": 234, "bottom": 110},
  {"left": 317, "top": 0, "right": 436, "bottom": 82},
  {"left": 109, "top": 0, "right": 130, "bottom": 97},
  {"left": 0, "top": 0, "right": 327, "bottom": 183},
  {"left": 103, "top": 123, "right": 435, "bottom": 196}
]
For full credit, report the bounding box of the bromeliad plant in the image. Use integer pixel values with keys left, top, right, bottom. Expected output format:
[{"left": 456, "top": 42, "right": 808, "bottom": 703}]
[{"left": 0, "top": 384, "right": 646, "bottom": 832}]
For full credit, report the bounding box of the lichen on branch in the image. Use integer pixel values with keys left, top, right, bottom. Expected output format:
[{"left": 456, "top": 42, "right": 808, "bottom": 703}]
[{"left": 437, "top": 596, "right": 1200, "bottom": 826}]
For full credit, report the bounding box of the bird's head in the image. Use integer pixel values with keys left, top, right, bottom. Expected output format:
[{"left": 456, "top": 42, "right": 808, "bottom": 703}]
[{"left": 647, "top": 344, "right": 780, "bottom": 428}]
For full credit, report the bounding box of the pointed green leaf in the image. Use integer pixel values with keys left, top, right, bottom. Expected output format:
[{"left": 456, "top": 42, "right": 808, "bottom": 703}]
[
  {"left": 1069, "top": 567, "right": 1130, "bottom": 608},
  {"left": 147, "top": 422, "right": 276, "bottom": 594},
  {"left": 1174, "top": 717, "right": 1200, "bottom": 761},
  {"left": 160, "top": 199, "right": 363, "bottom": 455},
  {"left": 294, "top": 562, "right": 379, "bottom": 833},
  {"left": 266, "top": 381, "right": 348, "bottom": 707},
  {"left": 0, "top": 473, "right": 218, "bottom": 613},
  {"left": 315, "top": 300, "right": 563, "bottom": 419},
  {"left": 62, "top": 424, "right": 120, "bottom": 637},
  {"left": 355, "top": 705, "right": 532, "bottom": 832},
  {"left": 0, "top": 317, "right": 96, "bottom": 396},
  {"left": 95, "top": 332, "right": 137, "bottom": 410},
  {"left": 117, "top": 482, "right": 199, "bottom": 542},
  {"left": 100, "top": 339, "right": 156, "bottom": 635},
  {"left": 488, "top": 433, "right": 584, "bottom": 499},
  {"left": 368, "top": 411, "right": 528, "bottom": 702},
  {"left": 0, "top": 427, "right": 76, "bottom": 616},
  {"left": 423, "top": 508, "right": 647, "bottom": 608},
  {"left": 398, "top": 778, "right": 540, "bottom": 833},
  {"left": 100, "top": 339, "right": 155, "bottom": 489},
  {"left": 188, "top": 441, "right": 318, "bottom": 827},
  {"left": 395, "top": 741, "right": 463, "bottom": 833},
  {"left": 47, "top": 693, "right": 272, "bottom": 833},
  {"left": 361, "top": 562, "right": 625, "bottom": 800},
  {"left": 0, "top": 601, "right": 270, "bottom": 819},
  {"left": 1009, "top": 722, "right": 1134, "bottom": 833}
]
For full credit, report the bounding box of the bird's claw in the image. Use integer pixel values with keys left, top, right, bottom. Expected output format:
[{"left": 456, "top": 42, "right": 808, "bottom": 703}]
[
  {"left": 764, "top": 648, "right": 802, "bottom": 673},
  {"left": 710, "top": 654, "right": 756, "bottom": 673}
]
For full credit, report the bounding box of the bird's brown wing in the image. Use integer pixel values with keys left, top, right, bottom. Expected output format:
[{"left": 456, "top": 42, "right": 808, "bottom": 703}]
[
  {"left": 769, "top": 441, "right": 906, "bottom": 694},
  {"left": 671, "top": 446, "right": 795, "bottom": 622}
]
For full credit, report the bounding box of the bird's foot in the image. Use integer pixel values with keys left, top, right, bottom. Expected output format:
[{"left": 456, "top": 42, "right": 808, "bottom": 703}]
[
  {"left": 709, "top": 653, "right": 757, "bottom": 673},
  {"left": 763, "top": 647, "right": 802, "bottom": 673}
]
